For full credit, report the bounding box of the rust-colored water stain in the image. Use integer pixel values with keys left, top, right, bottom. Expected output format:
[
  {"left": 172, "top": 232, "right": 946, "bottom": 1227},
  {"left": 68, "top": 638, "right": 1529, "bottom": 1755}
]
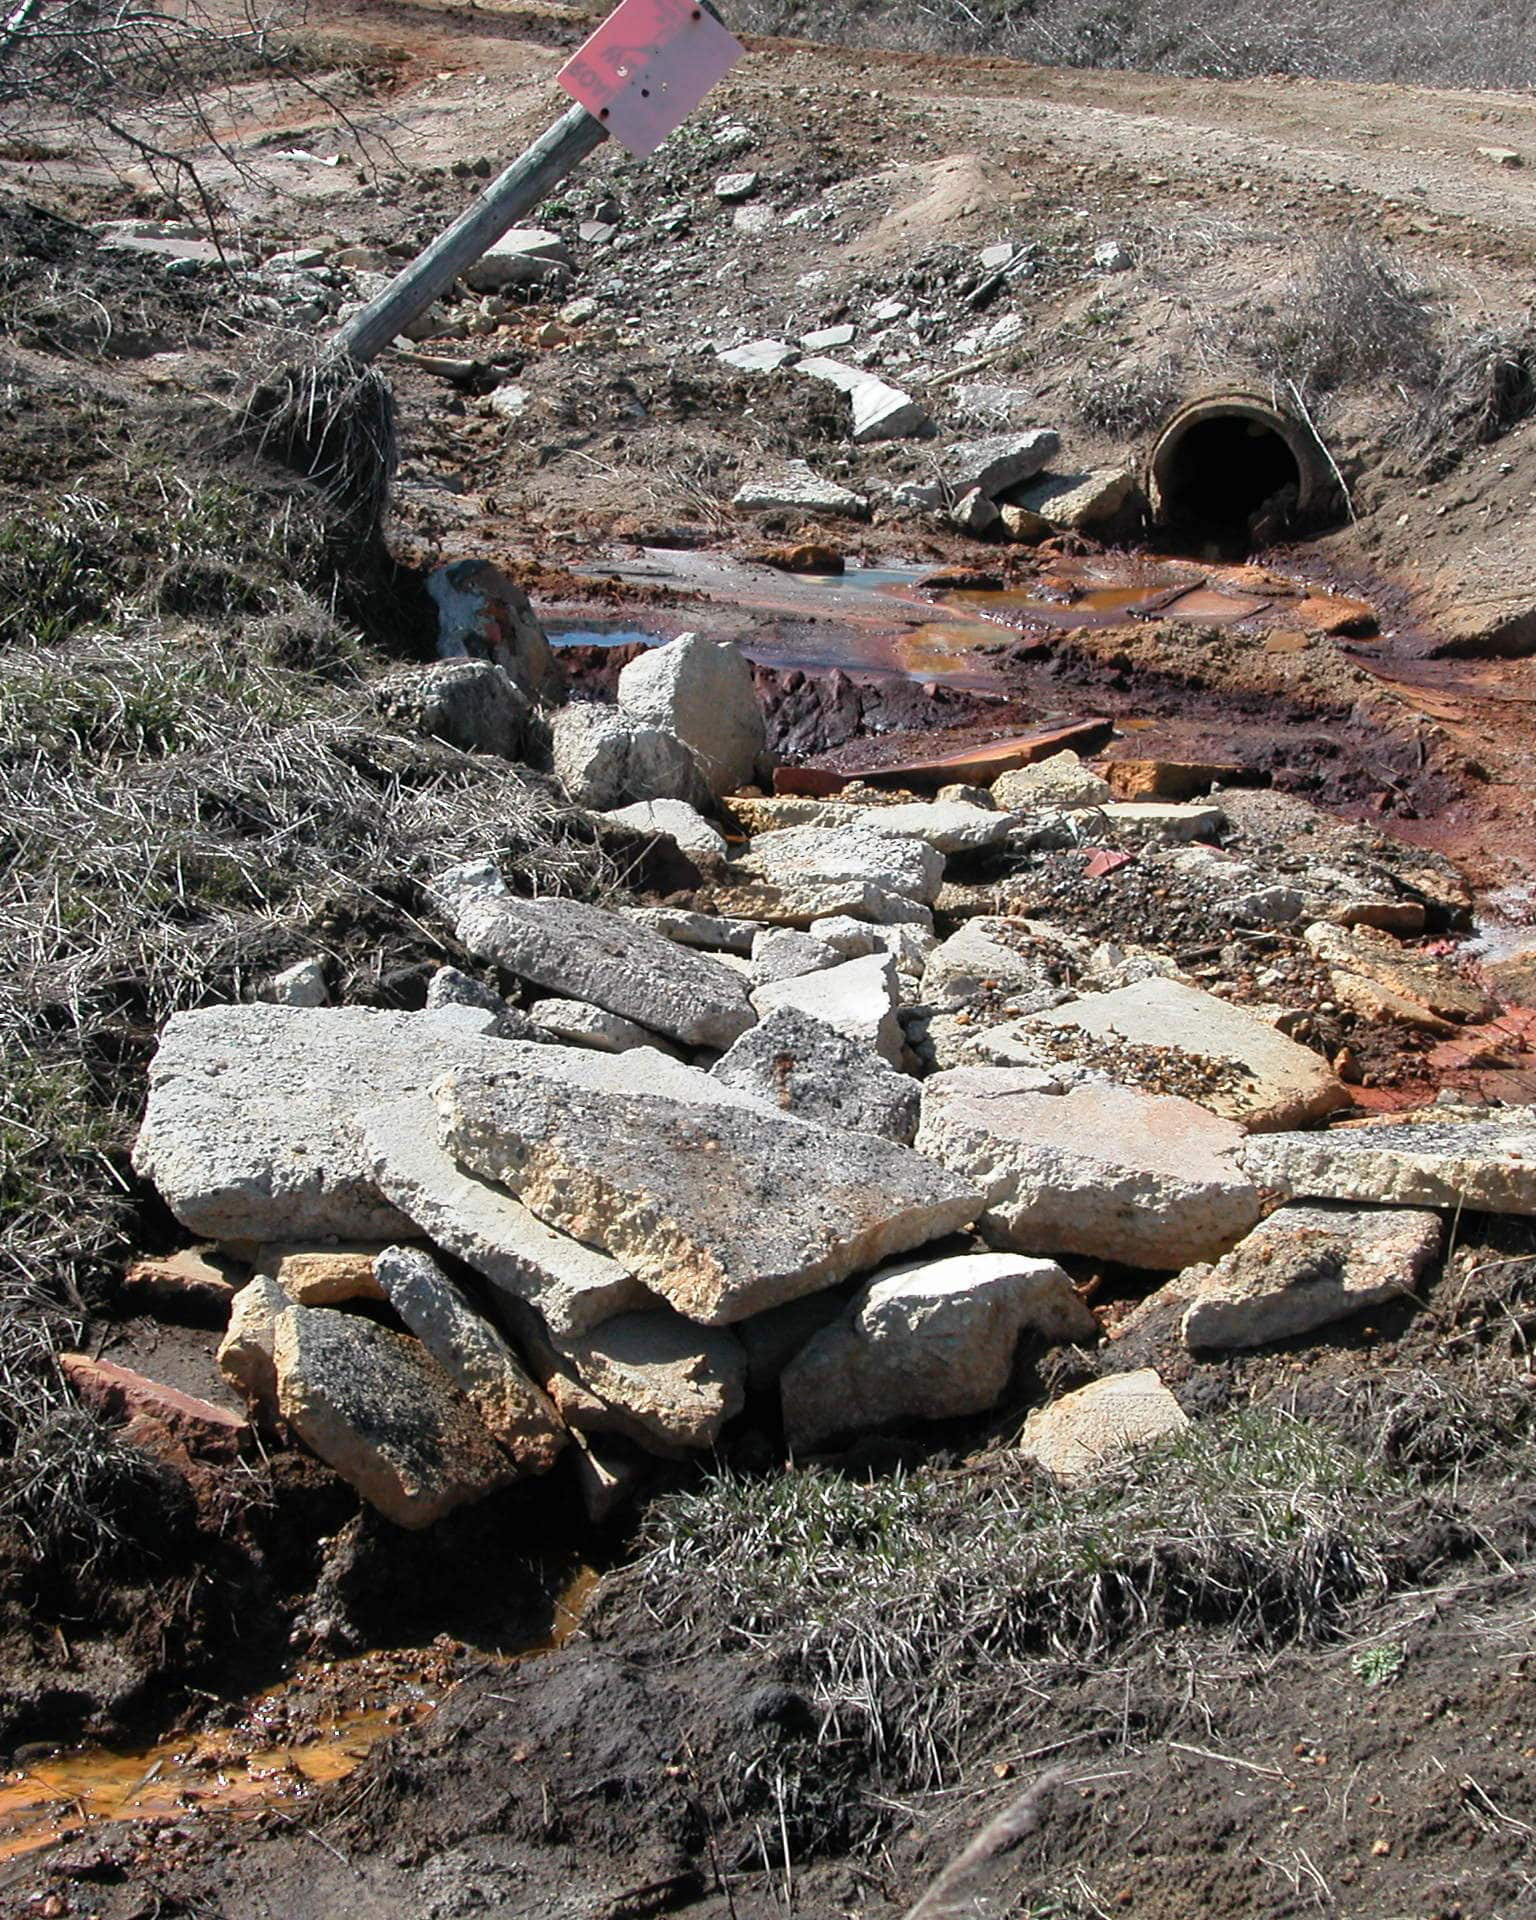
[
  {"left": 0, "top": 1564, "right": 600, "bottom": 1863},
  {"left": 1160, "top": 586, "right": 1274, "bottom": 622}
]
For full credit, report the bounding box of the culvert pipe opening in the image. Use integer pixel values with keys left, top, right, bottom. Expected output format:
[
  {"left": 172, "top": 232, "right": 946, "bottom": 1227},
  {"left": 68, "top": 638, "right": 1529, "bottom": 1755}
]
[{"left": 1148, "top": 395, "right": 1327, "bottom": 546}]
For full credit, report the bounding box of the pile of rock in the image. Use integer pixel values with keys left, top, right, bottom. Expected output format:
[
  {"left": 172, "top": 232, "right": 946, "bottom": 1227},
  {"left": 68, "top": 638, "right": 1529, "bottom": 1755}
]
[{"left": 109, "top": 619, "right": 1528, "bottom": 1526}]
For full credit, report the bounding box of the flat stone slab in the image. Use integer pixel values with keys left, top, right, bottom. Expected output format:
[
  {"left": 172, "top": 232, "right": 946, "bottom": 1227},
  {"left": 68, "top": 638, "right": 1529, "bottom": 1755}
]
[
  {"left": 436, "top": 1064, "right": 983, "bottom": 1326},
  {"left": 751, "top": 951, "right": 904, "bottom": 1066},
  {"left": 61, "top": 1353, "right": 248, "bottom": 1457},
  {"left": 733, "top": 461, "right": 869, "bottom": 519},
  {"left": 919, "top": 917, "right": 1074, "bottom": 1014},
  {"left": 358, "top": 1094, "right": 656, "bottom": 1336},
  {"left": 601, "top": 799, "right": 727, "bottom": 864},
  {"left": 625, "top": 906, "right": 759, "bottom": 954},
  {"left": 712, "top": 1005, "right": 921, "bottom": 1143},
  {"left": 1018, "top": 1369, "right": 1187, "bottom": 1483},
  {"left": 1304, "top": 922, "right": 1495, "bottom": 1033},
  {"left": 943, "top": 430, "right": 1059, "bottom": 499},
  {"left": 444, "top": 863, "right": 754, "bottom": 1049},
  {"left": 275, "top": 1306, "right": 516, "bottom": 1528},
  {"left": 730, "top": 823, "right": 945, "bottom": 908},
  {"left": 917, "top": 1071, "right": 1262, "bottom": 1270},
  {"left": 1238, "top": 1110, "right": 1536, "bottom": 1215},
  {"left": 1013, "top": 978, "right": 1349, "bottom": 1131},
  {"left": 1178, "top": 1202, "right": 1441, "bottom": 1351},
  {"left": 132, "top": 1005, "right": 524, "bottom": 1244},
  {"left": 529, "top": 999, "right": 670, "bottom": 1054},
  {"left": 782, "top": 1250, "right": 1096, "bottom": 1449}
]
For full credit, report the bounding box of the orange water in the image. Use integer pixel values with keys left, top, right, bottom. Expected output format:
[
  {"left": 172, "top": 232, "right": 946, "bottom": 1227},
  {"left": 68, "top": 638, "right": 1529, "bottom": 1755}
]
[{"left": 0, "top": 1564, "right": 600, "bottom": 1863}]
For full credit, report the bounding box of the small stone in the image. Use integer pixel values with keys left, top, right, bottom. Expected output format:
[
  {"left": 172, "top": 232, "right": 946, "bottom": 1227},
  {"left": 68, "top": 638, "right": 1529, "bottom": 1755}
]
[
  {"left": 463, "top": 228, "right": 573, "bottom": 293},
  {"left": 1012, "top": 468, "right": 1139, "bottom": 530},
  {"left": 731, "top": 822, "right": 945, "bottom": 908},
  {"left": 952, "top": 487, "right": 1003, "bottom": 536},
  {"left": 257, "top": 1245, "right": 385, "bottom": 1306},
  {"left": 265, "top": 958, "right": 329, "bottom": 1007},
  {"left": 1092, "top": 239, "right": 1133, "bottom": 271},
  {"left": 618, "top": 632, "right": 767, "bottom": 800},
  {"left": 217, "top": 1274, "right": 288, "bottom": 1419},
  {"left": 121, "top": 1248, "right": 240, "bottom": 1314},
  {"left": 550, "top": 704, "right": 704, "bottom": 811},
  {"left": 1018, "top": 1370, "right": 1187, "bottom": 1483},
  {"left": 992, "top": 752, "right": 1112, "bottom": 811},
  {"left": 602, "top": 798, "right": 728, "bottom": 864},
  {"left": 715, "top": 171, "right": 760, "bottom": 202}
]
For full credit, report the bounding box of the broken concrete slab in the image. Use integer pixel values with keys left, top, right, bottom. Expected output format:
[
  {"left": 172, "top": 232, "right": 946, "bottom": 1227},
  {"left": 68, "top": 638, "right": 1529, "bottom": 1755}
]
[
  {"left": 528, "top": 999, "right": 670, "bottom": 1054},
  {"left": 375, "top": 1246, "right": 565, "bottom": 1470},
  {"left": 730, "top": 822, "right": 945, "bottom": 908},
  {"left": 810, "top": 914, "right": 937, "bottom": 978},
  {"left": 445, "top": 866, "right": 755, "bottom": 1049},
  {"left": 942, "top": 430, "right": 1059, "bottom": 499},
  {"left": 919, "top": 917, "right": 1074, "bottom": 1014},
  {"left": 274, "top": 1306, "right": 516, "bottom": 1528},
  {"left": 991, "top": 751, "right": 1113, "bottom": 811},
  {"left": 1095, "top": 801, "right": 1225, "bottom": 845},
  {"left": 1018, "top": 1370, "right": 1187, "bottom": 1483},
  {"left": 752, "top": 951, "right": 905, "bottom": 1066},
  {"left": 748, "top": 928, "right": 844, "bottom": 988},
  {"left": 358, "top": 1094, "right": 655, "bottom": 1337},
  {"left": 732, "top": 461, "right": 870, "bottom": 519},
  {"left": 781, "top": 1249, "right": 1096, "bottom": 1449},
  {"left": 132, "top": 1004, "right": 526, "bottom": 1244},
  {"left": 376, "top": 659, "right": 536, "bottom": 761},
  {"left": 617, "top": 633, "right": 767, "bottom": 800},
  {"left": 550, "top": 703, "right": 704, "bottom": 811},
  {"left": 1014, "top": 977, "right": 1350, "bottom": 1131},
  {"left": 796, "top": 356, "right": 930, "bottom": 442},
  {"left": 436, "top": 1065, "right": 982, "bottom": 1325},
  {"left": 1304, "top": 922, "right": 1495, "bottom": 1033},
  {"left": 1238, "top": 1110, "right": 1536, "bottom": 1215},
  {"left": 462, "top": 227, "right": 573, "bottom": 292},
  {"left": 717, "top": 338, "right": 797, "bottom": 372},
  {"left": 601, "top": 799, "right": 728, "bottom": 865},
  {"left": 712, "top": 1005, "right": 921, "bottom": 1143},
  {"left": 425, "top": 966, "right": 541, "bottom": 1041},
  {"left": 625, "top": 907, "right": 760, "bottom": 955},
  {"left": 1178, "top": 1202, "right": 1441, "bottom": 1351},
  {"left": 1013, "top": 468, "right": 1139, "bottom": 530},
  {"left": 917, "top": 1072, "right": 1262, "bottom": 1269}
]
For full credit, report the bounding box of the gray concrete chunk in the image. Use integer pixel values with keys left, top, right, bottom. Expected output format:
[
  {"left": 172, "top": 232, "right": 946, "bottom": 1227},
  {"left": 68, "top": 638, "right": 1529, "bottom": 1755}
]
[
  {"left": 375, "top": 1245, "right": 565, "bottom": 1469},
  {"left": 436, "top": 1064, "right": 983, "bottom": 1325},
  {"left": 1239, "top": 1110, "right": 1536, "bottom": 1215},
  {"left": 712, "top": 1006, "right": 921, "bottom": 1143}
]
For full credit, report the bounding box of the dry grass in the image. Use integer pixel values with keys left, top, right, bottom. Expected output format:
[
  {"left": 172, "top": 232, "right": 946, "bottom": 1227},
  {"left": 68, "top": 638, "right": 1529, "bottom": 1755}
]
[
  {"left": 631, "top": 1410, "right": 1426, "bottom": 1801},
  {"left": 727, "top": 0, "right": 1536, "bottom": 87}
]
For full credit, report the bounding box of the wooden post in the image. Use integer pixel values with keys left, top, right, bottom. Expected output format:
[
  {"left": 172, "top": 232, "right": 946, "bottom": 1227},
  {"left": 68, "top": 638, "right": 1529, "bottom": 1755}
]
[{"left": 332, "top": 101, "right": 608, "bottom": 367}]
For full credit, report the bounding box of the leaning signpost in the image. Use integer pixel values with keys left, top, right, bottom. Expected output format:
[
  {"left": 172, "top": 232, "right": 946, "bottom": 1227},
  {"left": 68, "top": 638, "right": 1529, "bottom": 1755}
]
[{"left": 331, "top": 0, "right": 745, "bottom": 366}]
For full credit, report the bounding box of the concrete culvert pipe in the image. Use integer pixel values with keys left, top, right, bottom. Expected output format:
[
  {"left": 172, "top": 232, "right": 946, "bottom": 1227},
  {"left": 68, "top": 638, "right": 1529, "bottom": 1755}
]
[{"left": 1147, "top": 393, "right": 1332, "bottom": 543}]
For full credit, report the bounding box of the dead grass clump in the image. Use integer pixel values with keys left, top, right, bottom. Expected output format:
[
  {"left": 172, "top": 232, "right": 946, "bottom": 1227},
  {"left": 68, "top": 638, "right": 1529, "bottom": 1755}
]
[
  {"left": 1219, "top": 236, "right": 1442, "bottom": 400},
  {"left": 633, "top": 1410, "right": 1417, "bottom": 1797},
  {"left": 1407, "top": 326, "right": 1536, "bottom": 480}
]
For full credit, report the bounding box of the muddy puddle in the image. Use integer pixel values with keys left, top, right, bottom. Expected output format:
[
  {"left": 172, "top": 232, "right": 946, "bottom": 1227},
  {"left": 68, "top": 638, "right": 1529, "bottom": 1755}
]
[
  {"left": 553, "top": 549, "right": 1376, "bottom": 687},
  {"left": 0, "top": 1564, "right": 600, "bottom": 1863}
]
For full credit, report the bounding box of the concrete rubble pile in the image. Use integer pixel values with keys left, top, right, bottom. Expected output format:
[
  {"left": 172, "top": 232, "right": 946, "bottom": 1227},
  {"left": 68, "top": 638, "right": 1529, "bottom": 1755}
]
[{"left": 113, "top": 622, "right": 1528, "bottom": 1524}]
